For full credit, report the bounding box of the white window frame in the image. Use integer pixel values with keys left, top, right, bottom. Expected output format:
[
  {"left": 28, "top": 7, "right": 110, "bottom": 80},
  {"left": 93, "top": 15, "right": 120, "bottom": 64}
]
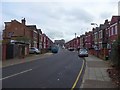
[
  {"left": 115, "top": 25, "right": 117, "bottom": 35},
  {"left": 109, "top": 29, "right": 110, "bottom": 37},
  {"left": 111, "top": 27, "right": 113, "bottom": 35},
  {"left": 100, "top": 30, "right": 102, "bottom": 39}
]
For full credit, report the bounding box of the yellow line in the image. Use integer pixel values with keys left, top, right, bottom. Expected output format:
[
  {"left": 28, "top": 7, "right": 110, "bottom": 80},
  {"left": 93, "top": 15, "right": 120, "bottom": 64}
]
[{"left": 71, "top": 58, "right": 85, "bottom": 90}]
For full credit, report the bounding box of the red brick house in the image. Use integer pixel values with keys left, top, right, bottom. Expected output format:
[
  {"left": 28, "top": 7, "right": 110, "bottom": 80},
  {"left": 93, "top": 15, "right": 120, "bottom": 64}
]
[
  {"left": 76, "top": 37, "right": 80, "bottom": 49},
  {"left": 80, "top": 34, "right": 85, "bottom": 49},
  {"left": 97, "top": 20, "right": 110, "bottom": 59},
  {"left": 65, "top": 38, "right": 75, "bottom": 49},
  {"left": 47, "top": 37, "right": 53, "bottom": 49},
  {"left": 92, "top": 27, "right": 99, "bottom": 56},
  {"left": 85, "top": 31, "right": 92, "bottom": 49},
  {"left": 37, "top": 29, "right": 42, "bottom": 50},
  {"left": 41, "top": 33, "right": 53, "bottom": 53},
  {"left": 2, "top": 18, "right": 31, "bottom": 60},
  {"left": 26, "top": 25, "right": 38, "bottom": 48},
  {"left": 108, "top": 16, "right": 120, "bottom": 49},
  {"left": 42, "top": 33, "right": 46, "bottom": 49}
]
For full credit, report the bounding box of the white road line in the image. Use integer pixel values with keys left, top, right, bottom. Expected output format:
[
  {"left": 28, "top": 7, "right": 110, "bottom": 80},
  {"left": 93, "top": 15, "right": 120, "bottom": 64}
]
[{"left": 0, "top": 69, "right": 32, "bottom": 80}]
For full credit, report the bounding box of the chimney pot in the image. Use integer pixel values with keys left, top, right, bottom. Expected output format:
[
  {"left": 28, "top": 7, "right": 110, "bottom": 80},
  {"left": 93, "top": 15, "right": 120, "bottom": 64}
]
[{"left": 21, "top": 18, "right": 26, "bottom": 25}]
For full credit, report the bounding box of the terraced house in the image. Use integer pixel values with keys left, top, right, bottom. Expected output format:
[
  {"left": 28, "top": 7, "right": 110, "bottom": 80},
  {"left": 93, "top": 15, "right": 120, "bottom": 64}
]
[
  {"left": 65, "top": 15, "right": 120, "bottom": 60},
  {"left": 108, "top": 16, "right": 120, "bottom": 49}
]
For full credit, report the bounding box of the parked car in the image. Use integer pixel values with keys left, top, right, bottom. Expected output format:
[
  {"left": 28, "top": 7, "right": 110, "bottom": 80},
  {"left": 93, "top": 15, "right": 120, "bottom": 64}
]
[
  {"left": 29, "top": 47, "right": 40, "bottom": 54},
  {"left": 51, "top": 45, "right": 59, "bottom": 53},
  {"left": 68, "top": 47, "right": 74, "bottom": 51},
  {"left": 78, "top": 48, "right": 88, "bottom": 57}
]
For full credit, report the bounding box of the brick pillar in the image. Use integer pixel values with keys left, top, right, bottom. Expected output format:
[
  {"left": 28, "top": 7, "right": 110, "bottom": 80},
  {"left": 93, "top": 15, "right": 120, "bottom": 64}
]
[{"left": 2, "top": 44, "right": 6, "bottom": 61}]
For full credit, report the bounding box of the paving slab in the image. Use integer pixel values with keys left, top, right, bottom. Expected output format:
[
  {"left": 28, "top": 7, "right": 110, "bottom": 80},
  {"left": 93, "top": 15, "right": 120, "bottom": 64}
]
[
  {"left": 80, "top": 55, "right": 116, "bottom": 88},
  {"left": 82, "top": 80, "right": 115, "bottom": 88}
]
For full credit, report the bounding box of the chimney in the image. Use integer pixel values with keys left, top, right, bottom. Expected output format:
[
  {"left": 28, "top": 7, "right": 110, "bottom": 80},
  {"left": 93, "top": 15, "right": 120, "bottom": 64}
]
[{"left": 21, "top": 18, "right": 26, "bottom": 25}]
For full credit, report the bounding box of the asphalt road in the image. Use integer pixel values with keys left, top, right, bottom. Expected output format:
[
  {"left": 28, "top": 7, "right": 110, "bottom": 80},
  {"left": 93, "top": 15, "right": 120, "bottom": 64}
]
[{"left": 2, "top": 49, "right": 85, "bottom": 88}]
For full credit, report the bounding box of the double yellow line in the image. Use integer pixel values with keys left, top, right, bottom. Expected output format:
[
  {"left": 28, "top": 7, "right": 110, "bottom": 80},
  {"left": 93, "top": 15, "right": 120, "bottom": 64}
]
[{"left": 71, "top": 59, "right": 85, "bottom": 90}]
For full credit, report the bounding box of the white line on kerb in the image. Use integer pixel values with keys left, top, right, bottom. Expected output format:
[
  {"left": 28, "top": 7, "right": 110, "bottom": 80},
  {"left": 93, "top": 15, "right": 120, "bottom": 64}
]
[{"left": 0, "top": 69, "right": 32, "bottom": 80}]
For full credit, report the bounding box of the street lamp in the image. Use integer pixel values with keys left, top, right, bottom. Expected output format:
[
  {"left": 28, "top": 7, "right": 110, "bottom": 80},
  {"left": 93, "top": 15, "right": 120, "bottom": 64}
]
[
  {"left": 91, "top": 22, "right": 99, "bottom": 57},
  {"left": 91, "top": 23, "right": 98, "bottom": 27}
]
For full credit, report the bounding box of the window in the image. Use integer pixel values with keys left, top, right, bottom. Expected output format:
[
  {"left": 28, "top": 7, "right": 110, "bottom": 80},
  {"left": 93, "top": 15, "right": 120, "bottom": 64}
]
[
  {"left": 111, "top": 27, "right": 113, "bottom": 35},
  {"left": 109, "top": 29, "right": 110, "bottom": 37},
  {"left": 113, "top": 26, "right": 115, "bottom": 35},
  {"left": 99, "top": 30, "right": 102, "bottom": 39},
  {"left": 115, "top": 25, "right": 117, "bottom": 35},
  {"left": 8, "top": 32, "right": 14, "bottom": 37}
]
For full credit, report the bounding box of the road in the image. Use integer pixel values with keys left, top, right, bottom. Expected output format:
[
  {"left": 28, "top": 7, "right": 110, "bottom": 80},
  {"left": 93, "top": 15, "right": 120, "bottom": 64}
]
[{"left": 2, "top": 49, "right": 85, "bottom": 88}]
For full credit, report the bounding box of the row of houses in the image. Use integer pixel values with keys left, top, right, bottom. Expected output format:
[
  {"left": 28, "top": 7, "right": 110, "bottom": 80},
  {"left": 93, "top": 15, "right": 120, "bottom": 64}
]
[
  {"left": 65, "top": 16, "right": 120, "bottom": 59},
  {"left": 2, "top": 18, "right": 53, "bottom": 60}
]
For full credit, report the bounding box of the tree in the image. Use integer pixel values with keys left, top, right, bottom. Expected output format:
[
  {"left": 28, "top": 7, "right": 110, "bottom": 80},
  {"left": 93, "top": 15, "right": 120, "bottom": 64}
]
[{"left": 110, "top": 37, "right": 120, "bottom": 68}]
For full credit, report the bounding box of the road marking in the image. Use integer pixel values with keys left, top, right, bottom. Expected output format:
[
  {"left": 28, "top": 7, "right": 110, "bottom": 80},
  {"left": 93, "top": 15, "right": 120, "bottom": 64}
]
[
  {"left": 0, "top": 69, "right": 32, "bottom": 80},
  {"left": 71, "top": 59, "right": 85, "bottom": 90}
]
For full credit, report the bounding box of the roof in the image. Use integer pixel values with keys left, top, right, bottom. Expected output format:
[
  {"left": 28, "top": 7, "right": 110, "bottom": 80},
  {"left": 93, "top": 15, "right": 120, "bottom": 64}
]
[
  {"left": 27, "top": 25, "right": 37, "bottom": 30},
  {"left": 110, "top": 16, "right": 120, "bottom": 25},
  {"left": 37, "top": 29, "right": 42, "bottom": 34},
  {"left": 4, "top": 19, "right": 26, "bottom": 27},
  {"left": 99, "top": 24, "right": 106, "bottom": 30}
]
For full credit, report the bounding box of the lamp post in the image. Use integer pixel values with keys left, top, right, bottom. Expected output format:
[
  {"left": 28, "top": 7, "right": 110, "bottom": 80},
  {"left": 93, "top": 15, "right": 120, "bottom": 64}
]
[
  {"left": 91, "top": 23, "right": 99, "bottom": 57},
  {"left": 91, "top": 23, "right": 98, "bottom": 27}
]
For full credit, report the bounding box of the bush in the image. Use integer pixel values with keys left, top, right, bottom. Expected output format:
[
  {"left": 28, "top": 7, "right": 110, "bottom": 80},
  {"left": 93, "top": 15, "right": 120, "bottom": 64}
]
[{"left": 110, "top": 37, "right": 120, "bottom": 68}]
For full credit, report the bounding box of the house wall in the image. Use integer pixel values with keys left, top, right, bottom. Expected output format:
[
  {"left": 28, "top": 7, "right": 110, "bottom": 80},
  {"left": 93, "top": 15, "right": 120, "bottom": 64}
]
[{"left": 3, "top": 20, "right": 31, "bottom": 39}]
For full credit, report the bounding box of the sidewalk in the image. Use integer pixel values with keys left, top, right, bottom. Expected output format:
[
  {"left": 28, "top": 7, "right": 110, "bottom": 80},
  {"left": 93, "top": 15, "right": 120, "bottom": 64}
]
[
  {"left": 81, "top": 55, "right": 116, "bottom": 88},
  {"left": 1, "top": 52, "right": 53, "bottom": 68}
]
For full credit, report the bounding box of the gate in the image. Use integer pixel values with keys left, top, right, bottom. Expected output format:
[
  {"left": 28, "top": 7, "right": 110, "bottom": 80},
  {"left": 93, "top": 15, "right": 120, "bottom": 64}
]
[{"left": 6, "top": 44, "right": 14, "bottom": 59}]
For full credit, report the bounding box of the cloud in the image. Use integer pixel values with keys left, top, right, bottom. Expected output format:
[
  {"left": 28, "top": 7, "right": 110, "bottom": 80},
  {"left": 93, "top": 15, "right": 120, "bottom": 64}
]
[
  {"left": 63, "top": 8, "right": 94, "bottom": 23},
  {"left": 2, "top": 1, "right": 118, "bottom": 42},
  {"left": 100, "top": 12, "right": 113, "bottom": 20}
]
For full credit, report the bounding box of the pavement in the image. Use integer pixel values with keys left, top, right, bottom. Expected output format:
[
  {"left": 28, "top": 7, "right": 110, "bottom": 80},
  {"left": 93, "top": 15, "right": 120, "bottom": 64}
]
[
  {"left": 1, "top": 52, "right": 53, "bottom": 68},
  {"left": 80, "top": 54, "right": 116, "bottom": 88}
]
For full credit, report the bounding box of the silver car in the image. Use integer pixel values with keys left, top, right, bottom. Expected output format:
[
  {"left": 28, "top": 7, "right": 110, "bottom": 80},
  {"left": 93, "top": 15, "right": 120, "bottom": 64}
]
[
  {"left": 78, "top": 49, "right": 88, "bottom": 57},
  {"left": 29, "top": 47, "right": 40, "bottom": 54}
]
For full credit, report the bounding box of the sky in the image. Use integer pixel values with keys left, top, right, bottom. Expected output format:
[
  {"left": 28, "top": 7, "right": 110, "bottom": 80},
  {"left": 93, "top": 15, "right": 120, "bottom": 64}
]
[{"left": 1, "top": 0, "right": 119, "bottom": 42}]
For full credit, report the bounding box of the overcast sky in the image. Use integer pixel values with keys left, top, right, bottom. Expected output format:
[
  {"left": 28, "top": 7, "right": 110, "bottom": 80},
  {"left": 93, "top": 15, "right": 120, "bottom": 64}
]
[{"left": 1, "top": 0, "right": 119, "bottom": 42}]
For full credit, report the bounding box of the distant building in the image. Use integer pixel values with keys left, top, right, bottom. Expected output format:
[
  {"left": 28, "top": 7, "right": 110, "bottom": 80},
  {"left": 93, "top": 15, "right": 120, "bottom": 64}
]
[
  {"left": 42, "top": 33, "right": 53, "bottom": 49},
  {"left": 54, "top": 39, "right": 65, "bottom": 48}
]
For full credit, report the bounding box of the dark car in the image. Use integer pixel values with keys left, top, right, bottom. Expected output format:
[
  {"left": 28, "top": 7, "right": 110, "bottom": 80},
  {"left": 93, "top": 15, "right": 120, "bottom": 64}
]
[
  {"left": 51, "top": 45, "right": 59, "bottom": 53},
  {"left": 78, "top": 49, "right": 88, "bottom": 57}
]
